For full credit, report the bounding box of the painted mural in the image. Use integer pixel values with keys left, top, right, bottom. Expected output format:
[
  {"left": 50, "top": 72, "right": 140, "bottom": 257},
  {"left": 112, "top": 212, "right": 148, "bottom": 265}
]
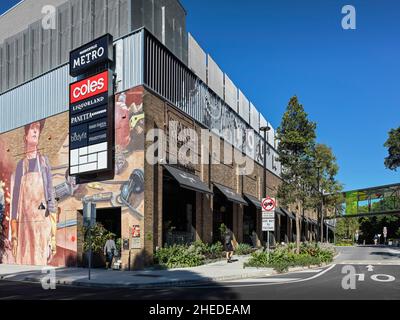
[{"left": 0, "top": 87, "right": 145, "bottom": 267}]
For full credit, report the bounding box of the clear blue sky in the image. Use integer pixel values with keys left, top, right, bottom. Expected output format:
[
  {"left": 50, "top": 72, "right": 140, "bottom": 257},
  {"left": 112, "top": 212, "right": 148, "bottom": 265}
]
[
  {"left": 182, "top": 0, "right": 399, "bottom": 191},
  {"left": 1, "top": 0, "right": 399, "bottom": 191}
]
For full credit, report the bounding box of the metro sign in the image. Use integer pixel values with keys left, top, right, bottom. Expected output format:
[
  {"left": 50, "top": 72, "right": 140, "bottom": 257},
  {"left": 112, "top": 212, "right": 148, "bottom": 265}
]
[{"left": 69, "top": 34, "right": 113, "bottom": 77}]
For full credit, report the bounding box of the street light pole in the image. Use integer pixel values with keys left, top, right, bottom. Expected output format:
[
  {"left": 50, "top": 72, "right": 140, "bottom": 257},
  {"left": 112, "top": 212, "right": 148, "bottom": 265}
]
[{"left": 260, "top": 125, "right": 271, "bottom": 252}]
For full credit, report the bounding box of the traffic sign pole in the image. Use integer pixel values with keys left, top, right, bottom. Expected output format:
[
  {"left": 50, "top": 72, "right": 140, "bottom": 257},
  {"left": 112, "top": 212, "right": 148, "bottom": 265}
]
[{"left": 262, "top": 197, "right": 276, "bottom": 262}]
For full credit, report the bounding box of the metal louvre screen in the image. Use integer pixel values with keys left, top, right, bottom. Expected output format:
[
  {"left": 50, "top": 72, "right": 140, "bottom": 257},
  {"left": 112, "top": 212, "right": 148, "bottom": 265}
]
[
  {"left": 107, "top": 0, "right": 120, "bottom": 38},
  {"left": 119, "top": 0, "right": 132, "bottom": 37},
  {"left": 207, "top": 55, "right": 224, "bottom": 99},
  {"left": 41, "top": 28, "right": 51, "bottom": 74},
  {"left": 71, "top": 0, "right": 83, "bottom": 50},
  {"left": 30, "top": 22, "right": 41, "bottom": 78},
  {"left": 16, "top": 33, "right": 24, "bottom": 85},
  {"left": 94, "top": 0, "right": 107, "bottom": 39},
  {"left": 0, "top": 44, "right": 3, "bottom": 92},
  {"left": 188, "top": 34, "right": 207, "bottom": 83},
  {"left": 82, "top": 0, "right": 93, "bottom": 44},
  {"left": 58, "top": 3, "right": 71, "bottom": 64},
  {"left": 7, "top": 39, "right": 16, "bottom": 90}
]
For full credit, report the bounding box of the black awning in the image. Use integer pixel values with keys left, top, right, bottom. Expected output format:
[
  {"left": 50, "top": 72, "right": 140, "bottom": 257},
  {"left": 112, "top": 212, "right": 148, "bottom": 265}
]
[
  {"left": 243, "top": 194, "right": 262, "bottom": 209},
  {"left": 275, "top": 207, "right": 285, "bottom": 216},
  {"left": 163, "top": 165, "right": 213, "bottom": 194},
  {"left": 214, "top": 183, "right": 248, "bottom": 205},
  {"left": 310, "top": 219, "right": 318, "bottom": 225},
  {"left": 281, "top": 208, "right": 295, "bottom": 219}
]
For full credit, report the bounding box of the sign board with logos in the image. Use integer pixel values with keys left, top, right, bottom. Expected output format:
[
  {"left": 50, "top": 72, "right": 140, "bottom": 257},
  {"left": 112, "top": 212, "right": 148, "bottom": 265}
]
[
  {"left": 69, "top": 70, "right": 114, "bottom": 176},
  {"left": 69, "top": 34, "right": 114, "bottom": 77},
  {"left": 69, "top": 34, "right": 115, "bottom": 183}
]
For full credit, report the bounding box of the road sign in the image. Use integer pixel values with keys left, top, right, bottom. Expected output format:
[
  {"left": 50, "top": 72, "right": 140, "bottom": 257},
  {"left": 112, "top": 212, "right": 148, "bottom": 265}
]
[
  {"left": 262, "top": 219, "right": 275, "bottom": 231},
  {"left": 262, "top": 212, "right": 275, "bottom": 219},
  {"left": 262, "top": 197, "right": 276, "bottom": 212},
  {"left": 383, "top": 227, "right": 387, "bottom": 236}
]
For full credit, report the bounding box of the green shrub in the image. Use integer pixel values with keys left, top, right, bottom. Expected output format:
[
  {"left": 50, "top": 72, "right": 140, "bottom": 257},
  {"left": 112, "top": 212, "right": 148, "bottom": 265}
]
[
  {"left": 234, "top": 243, "right": 254, "bottom": 255},
  {"left": 154, "top": 244, "right": 204, "bottom": 268},
  {"left": 244, "top": 243, "right": 335, "bottom": 273}
]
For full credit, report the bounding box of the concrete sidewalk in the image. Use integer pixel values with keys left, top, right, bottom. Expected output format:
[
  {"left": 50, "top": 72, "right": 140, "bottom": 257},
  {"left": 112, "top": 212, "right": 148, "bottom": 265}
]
[{"left": 0, "top": 256, "right": 274, "bottom": 288}]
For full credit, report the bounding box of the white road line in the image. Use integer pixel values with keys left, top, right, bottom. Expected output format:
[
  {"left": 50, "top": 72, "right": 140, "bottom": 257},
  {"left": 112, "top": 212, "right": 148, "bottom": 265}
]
[
  {"left": 191, "top": 264, "right": 337, "bottom": 289},
  {"left": 229, "top": 278, "right": 301, "bottom": 283},
  {"left": 290, "top": 269, "right": 323, "bottom": 273}
]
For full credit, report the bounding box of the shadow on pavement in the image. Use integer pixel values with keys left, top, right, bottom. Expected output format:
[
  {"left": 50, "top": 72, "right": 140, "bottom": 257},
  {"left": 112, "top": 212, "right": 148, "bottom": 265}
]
[{"left": 0, "top": 267, "right": 239, "bottom": 300}]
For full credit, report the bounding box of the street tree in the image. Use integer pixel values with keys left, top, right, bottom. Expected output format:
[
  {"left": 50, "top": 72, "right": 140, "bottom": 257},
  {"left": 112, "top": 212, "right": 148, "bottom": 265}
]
[
  {"left": 309, "top": 143, "right": 343, "bottom": 242},
  {"left": 384, "top": 126, "right": 400, "bottom": 171},
  {"left": 276, "top": 96, "right": 316, "bottom": 253}
]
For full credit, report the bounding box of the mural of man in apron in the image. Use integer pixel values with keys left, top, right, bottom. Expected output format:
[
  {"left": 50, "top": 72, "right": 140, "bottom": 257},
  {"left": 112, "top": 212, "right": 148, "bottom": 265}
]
[{"left": 10, "top": 121, "right": 56, "bottom": 266}]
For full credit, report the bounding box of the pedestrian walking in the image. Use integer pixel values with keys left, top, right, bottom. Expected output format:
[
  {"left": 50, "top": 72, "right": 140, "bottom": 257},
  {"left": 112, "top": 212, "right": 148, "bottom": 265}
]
[
  {"left": 224, "top": 230, "right": 234, "bottom": 263},
  {"left": 104, "top": 234, "right": 117, "bottom": 270}
]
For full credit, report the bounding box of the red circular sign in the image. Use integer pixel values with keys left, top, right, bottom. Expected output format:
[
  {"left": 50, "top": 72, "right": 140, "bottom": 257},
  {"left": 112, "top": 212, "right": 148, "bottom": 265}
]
[{"left": 262, "top": 197, "right": 276, "bottom": 211}]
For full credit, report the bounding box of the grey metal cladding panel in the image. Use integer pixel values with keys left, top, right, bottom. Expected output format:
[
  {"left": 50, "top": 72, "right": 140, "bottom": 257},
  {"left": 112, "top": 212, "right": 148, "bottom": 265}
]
[
  {"left": 121, "top": 31, "right": 144, "bottom": 92},
  {"left": 94, "top": 0, "right": 107, "bottom": 39},
  {"left": 42, "top": 29, "right": 52, "bottom": 74},
  {"left": 71, "top": 0, "right": 83, "bottom": 50},
  {"left": 82, "top": 0, "right": 93, "bottom": 43},
  {"left": 107, "top": 0, "right": 119, "bottom": 38},
  {"left": 207, "top": 55, "right": 223, "bottom": 99},
  {"left": 29, "top": 21, "right": 42, "bottom": 78},
  {"left": 58, "top": 2, "right": 72, "bottom": 64},
  {"left": 16, "top": 33, "right": 24, "bottom": 85},
  {"left": 0, "top": 65, "right": 71, "bottom": 133},
  {"left": 188, "top": 34, "right": 206, "bottom": 83},
  {"left": 238, "top": 90, "right": 250, "bottom": 124},
  {"left": 7, "top": 38, "right": 16, "bottom": 90},
  {"left": 119, "top": 0, "right": 132, "bottom": 37},
  {"left": 250, "top": 103, "right": 259, "bottom": 130},
  {"left": 23, "top": 30, "right": 32, "bottom": 82},
  {"left": 224, "top": 74, "right": 237, "bottom": 112}
]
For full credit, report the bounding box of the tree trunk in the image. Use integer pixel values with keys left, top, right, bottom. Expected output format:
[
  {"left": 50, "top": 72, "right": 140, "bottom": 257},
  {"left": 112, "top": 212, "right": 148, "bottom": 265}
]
[{"left": 296, "top": 211, "right": 300, "bottom": 254}]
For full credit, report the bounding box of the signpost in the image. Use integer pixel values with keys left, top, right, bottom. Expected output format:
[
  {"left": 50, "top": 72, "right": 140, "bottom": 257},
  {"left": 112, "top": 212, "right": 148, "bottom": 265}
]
[
  {"left": 262, "top": 197, "right": 276, "bottom": 262},
  {"left": 83, "top": 201, "right": 96, "bottom": 280}
]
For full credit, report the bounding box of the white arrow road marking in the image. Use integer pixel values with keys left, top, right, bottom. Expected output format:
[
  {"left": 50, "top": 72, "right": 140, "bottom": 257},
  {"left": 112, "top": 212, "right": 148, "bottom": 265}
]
[
  {"left": 370, "top": 274, "right": 396, "bottom": 282},
  {"left": 366, "top": 265, "right": 374, "bottom": 272}
]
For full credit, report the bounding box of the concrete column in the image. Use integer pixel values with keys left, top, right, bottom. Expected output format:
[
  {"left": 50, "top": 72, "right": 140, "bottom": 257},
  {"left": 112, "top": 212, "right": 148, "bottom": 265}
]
[{"left": 233, "top": 204, "right": 238, "bottom": 240}]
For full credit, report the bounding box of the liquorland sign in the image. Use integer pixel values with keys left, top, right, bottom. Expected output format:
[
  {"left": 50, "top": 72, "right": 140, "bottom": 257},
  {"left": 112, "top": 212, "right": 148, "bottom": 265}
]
[
  {"left": 69, "top": 34, "right": 114, "bottom": 77},
  {"left": 69, "top": 34, "right": 115, "bottom": 181}
]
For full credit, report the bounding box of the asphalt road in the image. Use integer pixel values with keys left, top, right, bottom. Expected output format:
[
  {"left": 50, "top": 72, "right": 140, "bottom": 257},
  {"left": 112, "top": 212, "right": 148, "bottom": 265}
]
[{"left": 0, "top": 245, "right": 399, "bottom": 300}]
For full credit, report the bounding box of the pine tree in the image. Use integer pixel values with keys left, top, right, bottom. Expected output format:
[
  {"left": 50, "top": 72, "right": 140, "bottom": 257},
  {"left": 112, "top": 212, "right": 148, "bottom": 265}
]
[{"left": 276, "top": 96, "right": 316, "bottom": 253}]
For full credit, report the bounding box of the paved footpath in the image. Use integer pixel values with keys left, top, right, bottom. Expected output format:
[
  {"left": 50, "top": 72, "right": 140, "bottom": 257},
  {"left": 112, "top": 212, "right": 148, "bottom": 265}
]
[{"left": 0, "top": 255, "right": 275, "bottom": 288}]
